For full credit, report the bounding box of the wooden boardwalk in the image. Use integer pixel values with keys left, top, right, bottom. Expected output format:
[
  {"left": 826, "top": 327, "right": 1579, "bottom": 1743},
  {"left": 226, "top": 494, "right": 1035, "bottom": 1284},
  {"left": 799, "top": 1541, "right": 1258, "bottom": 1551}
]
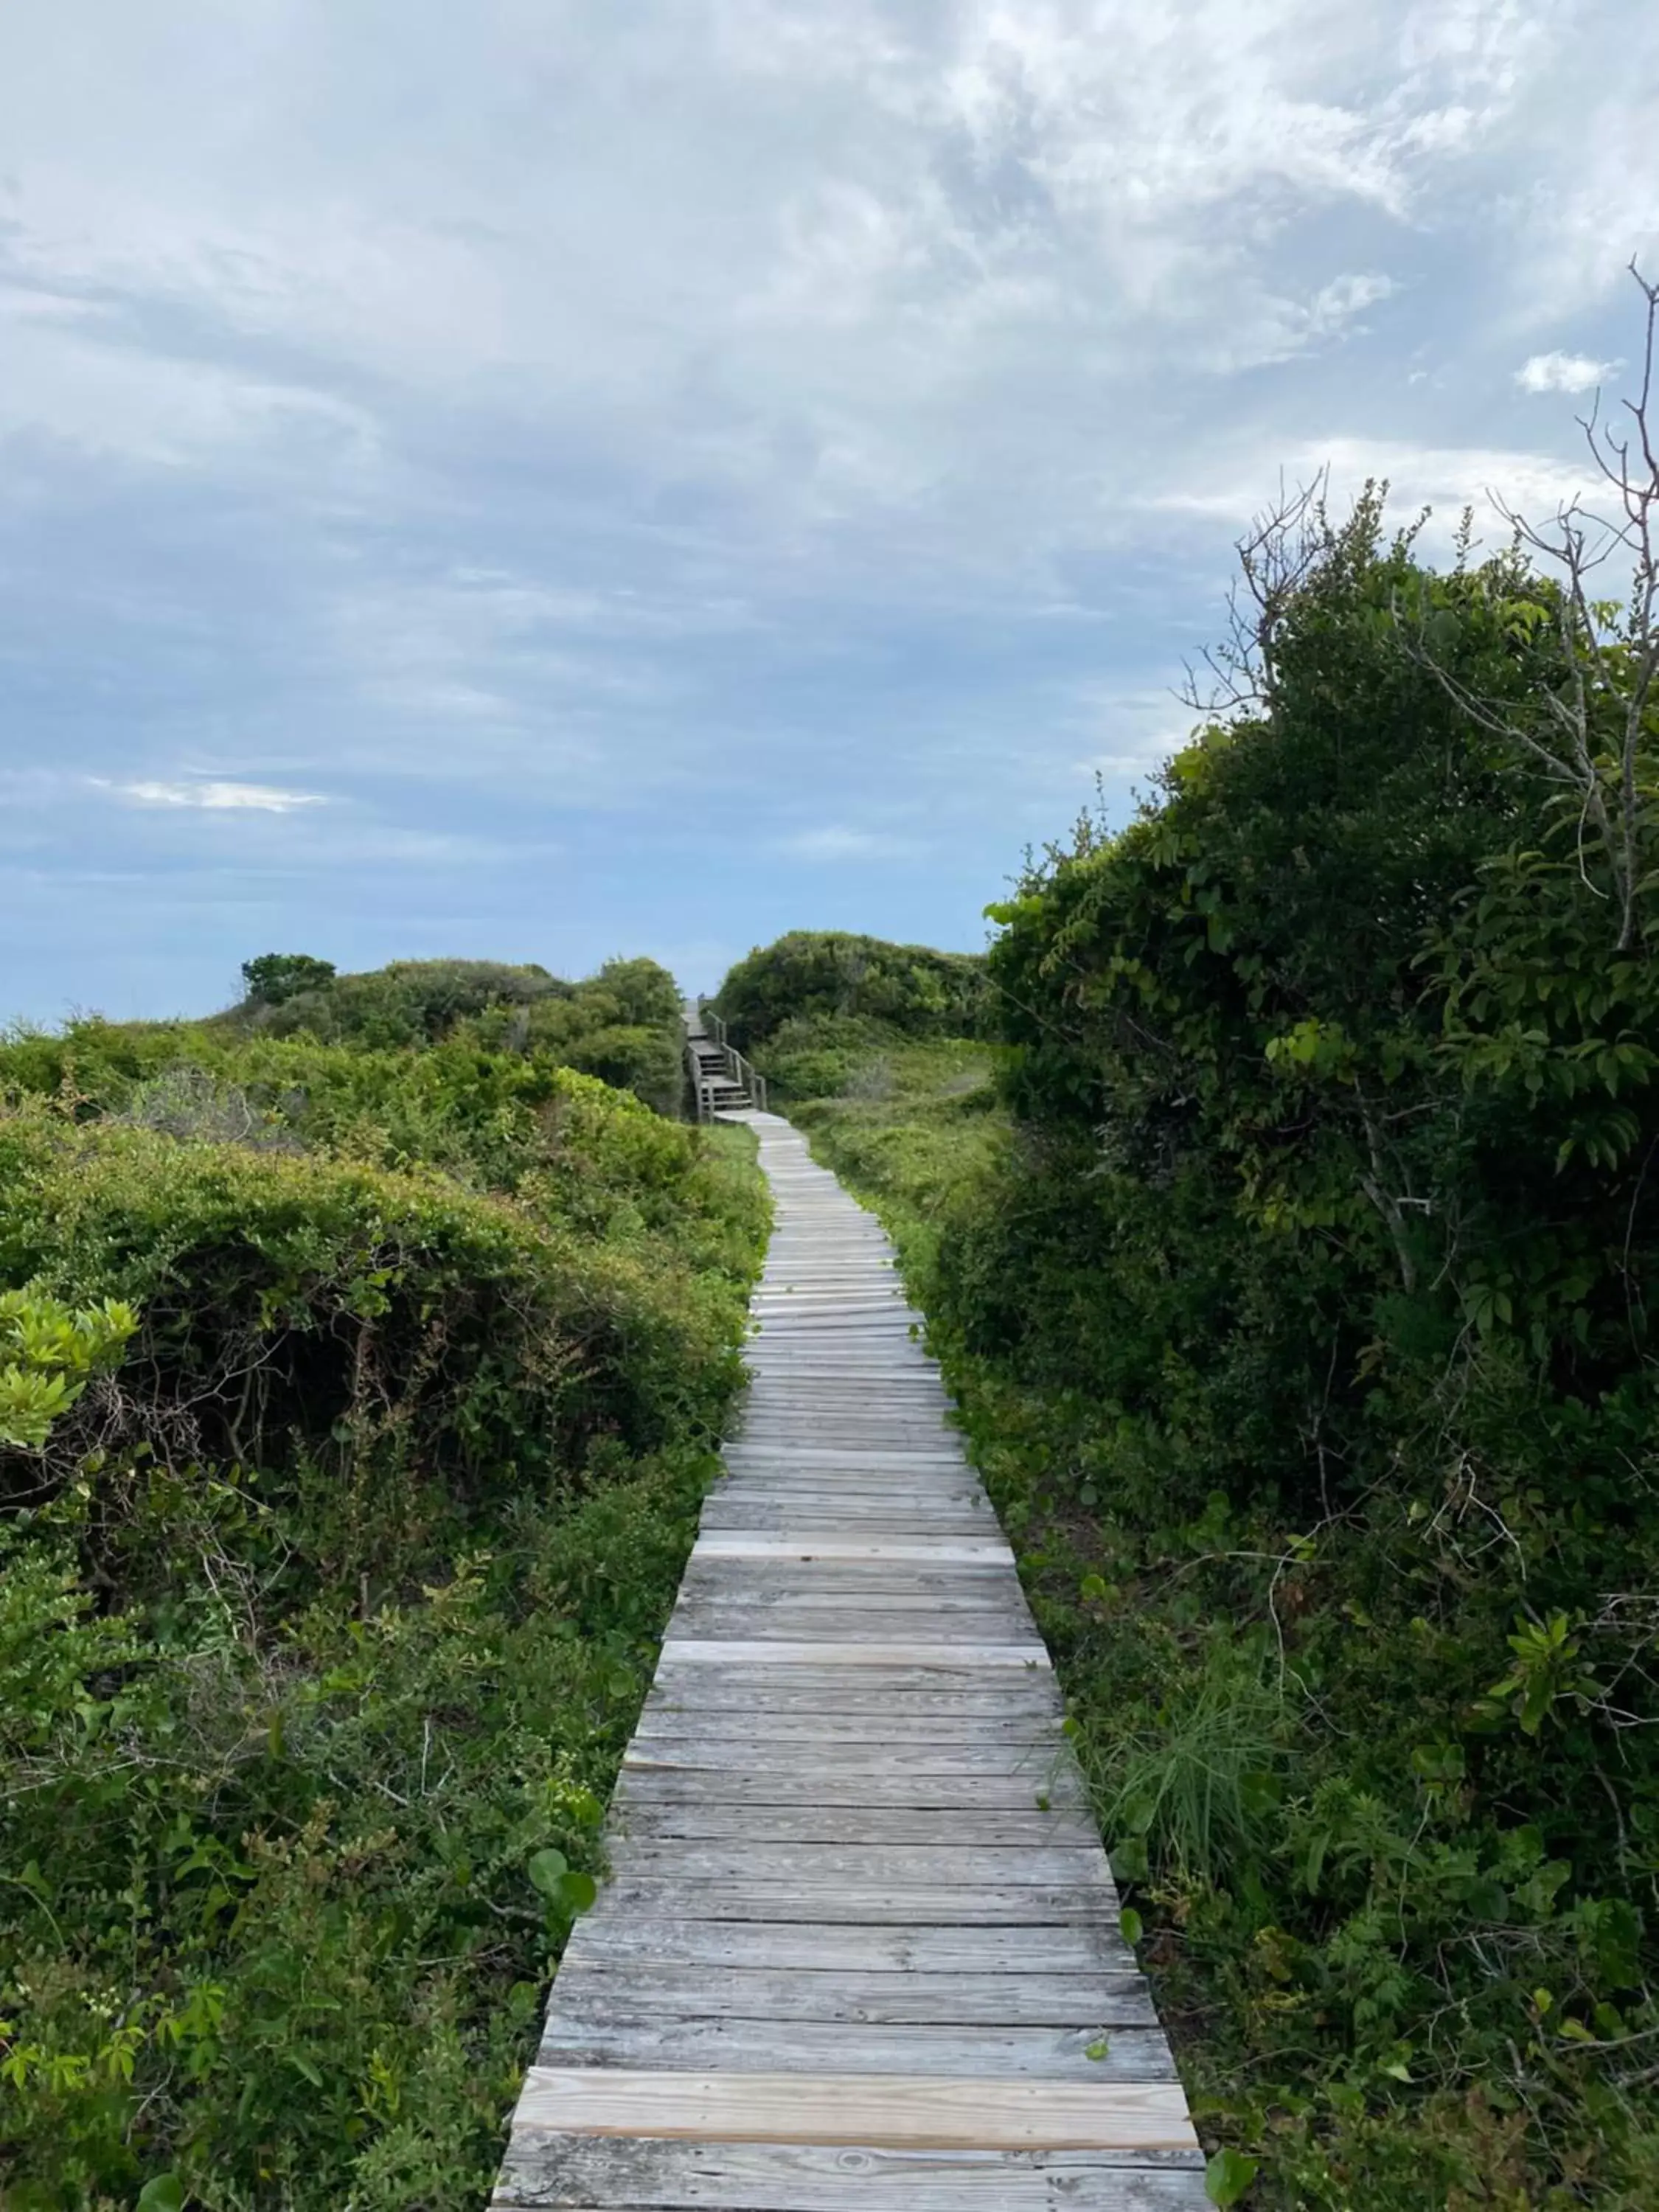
[{"left": 493, "top": 1113, "right": 1206, "bottom": 2209}]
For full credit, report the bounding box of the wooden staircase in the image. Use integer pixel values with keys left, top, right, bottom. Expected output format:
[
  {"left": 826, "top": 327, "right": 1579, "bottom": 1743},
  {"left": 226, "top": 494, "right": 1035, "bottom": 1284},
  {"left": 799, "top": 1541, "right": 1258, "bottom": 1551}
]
[{"left": 684, "top": 999, "right": 767, "bottom": 1120}]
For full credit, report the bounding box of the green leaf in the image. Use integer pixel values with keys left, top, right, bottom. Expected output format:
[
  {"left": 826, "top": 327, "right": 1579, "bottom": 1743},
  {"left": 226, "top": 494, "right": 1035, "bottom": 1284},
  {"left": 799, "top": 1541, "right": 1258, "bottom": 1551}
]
[
  {"left": 1110, "top": 1834, "right": 1149, "bottom": 1884},
  {"left": 1205, "top": 2147, "right": 1260, "bottom": 2206},
  {"left": 527, "top": 1848, "right": 568, "bottom": 1898},
  {"left": 1465, "top": 1877, "right": 1509, "bottom": 1923},
  {"left": 137, "top": 2182, "right": 186, "bottom": 2212},
  {"left": 557, "top": 1868, "right": 598, "bottom": 1913}
]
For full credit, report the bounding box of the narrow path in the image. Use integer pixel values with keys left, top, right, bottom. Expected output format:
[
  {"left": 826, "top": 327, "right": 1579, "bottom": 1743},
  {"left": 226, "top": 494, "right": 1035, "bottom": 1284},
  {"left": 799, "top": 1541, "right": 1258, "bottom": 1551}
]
[{"left": 494, "top": 1115, "right": 1206, "bottom": 2209}]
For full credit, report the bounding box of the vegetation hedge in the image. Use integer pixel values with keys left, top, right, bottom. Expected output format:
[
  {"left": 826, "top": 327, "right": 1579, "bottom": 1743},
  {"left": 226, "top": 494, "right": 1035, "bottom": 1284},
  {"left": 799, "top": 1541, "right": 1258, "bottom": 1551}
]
[
  {"left": 223, "top": 953, "right": 686, "bottom": 1116},
  {"left": 770, "top": 496, "right": 1659, "bottom": 2207},
  {"left": 0, "top": 1013, "right": 765, "bottom": 2208},
  {"left": 712, "top": 929, "right": 987, "bottom": 1052}
]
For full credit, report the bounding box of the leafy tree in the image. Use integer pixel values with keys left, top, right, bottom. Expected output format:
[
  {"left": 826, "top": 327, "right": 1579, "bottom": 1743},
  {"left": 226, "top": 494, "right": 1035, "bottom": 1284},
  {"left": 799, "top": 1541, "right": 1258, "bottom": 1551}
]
[{"left": 240, "top": 951, "right": 338, "bottom": 1006}]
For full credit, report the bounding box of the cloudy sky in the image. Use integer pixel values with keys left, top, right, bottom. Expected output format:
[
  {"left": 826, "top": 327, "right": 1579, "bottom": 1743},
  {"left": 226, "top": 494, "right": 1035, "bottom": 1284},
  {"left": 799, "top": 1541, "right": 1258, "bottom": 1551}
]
[{"left": 2, "top": 0, "right": 1657, "bottom": 1020}]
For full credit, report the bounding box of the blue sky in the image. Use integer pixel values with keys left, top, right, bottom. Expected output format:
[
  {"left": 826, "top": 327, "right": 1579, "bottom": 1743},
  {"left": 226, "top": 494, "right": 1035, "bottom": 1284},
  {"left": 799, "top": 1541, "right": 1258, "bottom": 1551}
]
[{"left": 3, "top": 1, "right": 1657, "bottom": 1022}]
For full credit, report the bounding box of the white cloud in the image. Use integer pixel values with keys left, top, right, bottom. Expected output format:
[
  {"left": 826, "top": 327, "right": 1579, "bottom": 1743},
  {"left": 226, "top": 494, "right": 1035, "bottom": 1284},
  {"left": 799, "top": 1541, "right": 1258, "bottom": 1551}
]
[
  {"left": 1306, "top": 271, "right": 1397, "bottom": 335},
  {"left": 94, "top": 779, "right": 327, "bottom": 813},
  {"left": 1514, "top": 349, "right": 1620, "bottom": 395},
  {"left": 1148, "top": 437, "right": 1599, "bottom": 535}
]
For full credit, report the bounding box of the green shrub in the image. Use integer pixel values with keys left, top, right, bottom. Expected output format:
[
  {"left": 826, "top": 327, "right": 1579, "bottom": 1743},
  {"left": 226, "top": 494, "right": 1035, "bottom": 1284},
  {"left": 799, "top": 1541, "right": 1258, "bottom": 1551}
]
[
  {"left": 773, "top": 495, "right": 1659, "bottom": 2205},
  {"left": 249, "top": 959, "right": 563, "bottom": 1049},
  {"left": 0, "top": 1096, "right": 748, "bottom": 1513},
  {"left": 0, "top": 1004, "right": 765, "bottom": 2206},
  {"left": 160, "top": 951, "right": 695, "bottom": 1117},
  {"left": 743, "top": 1011, "right": 889, "bottom": 1098},
  {"left": 714, "top": 930, "right": 988, "bottom": 1050},
  {"left": 1, "top": 1289, "right": 136, "bottom": 1450},
  {"left": 240, "top": 953, "right": 338, "bottom": 1006}
]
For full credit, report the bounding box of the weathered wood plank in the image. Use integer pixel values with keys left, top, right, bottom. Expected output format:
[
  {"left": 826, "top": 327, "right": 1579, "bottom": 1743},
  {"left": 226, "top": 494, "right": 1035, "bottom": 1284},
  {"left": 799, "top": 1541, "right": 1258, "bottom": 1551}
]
[
  {"left": 681, "top": 1557, "right": 1021, "bottom": 1579},
  {"left": 699, "top": 1511, "right": 998, "bottom": 1528},
  {"left": 507, "top": 2070, "right": 1199, "bottom": 2152},
  {"left": 613, "top": 1773, "right": 1080, "bottom": 1815},
  {"left": 622, "top": 1747, "right": 1077, "bottom": 1784},
  {"left": 611, "top": 1804, "right": 1100, "bottom": 1847},
  {"left": 641, "top": 1677, "right": 1063, "bottom": 1713},
  {"left": 675, "top": 1575, "right": 1026, "bottom": 1604},
  {"left": 667, "top": 1608, "right": 1036, "bottom": 1639},
  {"left": 631, "top": 1713, "right": 1068, "bottom": 1744},
  {"left": 709, "top": 1484, "right": 974, "bottom": 1500},
  {"left": 587, "top": 1880, "right": 1114, "bottom": 1923},
  {"left": 672, "top": 1590, "right": 1032, "bottom": 1615},
  {"left": 604, "top": 1843, "right": 1110, "bottom": 1886},
  {"left": 692, "top": 1537, "right": 1012, "bottom": 1562},
  {"left": 657, "top": 1639, "right": 1048, "bottom": 1669},
  {"left": 569, "top": 1917, "right": 1135, "bottom": 1975},
  {"left": 698, "top": 1506, "right": 1001, "bottom": 1528},
  {"left": 703, "top": 1480, "right": 984, "bottom": 1499},
  {"left": 549, "top": 1961, "right": 1160, "bottom": 2026},
  {"left": 493, "top": 2135, "right": 1208, "bottom": 2208},
  {"left": 721, "top": 1445, "right": 970, "bottom": 1466},
  {"left": 536, "top": 2017, "right": 1180, "bottom": 2082}
]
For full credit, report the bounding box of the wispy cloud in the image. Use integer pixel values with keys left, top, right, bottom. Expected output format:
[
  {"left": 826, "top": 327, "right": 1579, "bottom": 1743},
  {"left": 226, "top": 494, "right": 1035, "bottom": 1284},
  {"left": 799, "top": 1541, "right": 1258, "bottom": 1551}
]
[
  {"left": 1305, "top": 272, "right": 1397, "bottom": 337},
  {"left": 1514, "top": 350, "right": 1620, "bottom": 395},
  {"left": 1147, "top": 439, "right": 1599, "bottom": 535},
  {"left": 93, "top": 779, "right": 327, "bottom": 813}
]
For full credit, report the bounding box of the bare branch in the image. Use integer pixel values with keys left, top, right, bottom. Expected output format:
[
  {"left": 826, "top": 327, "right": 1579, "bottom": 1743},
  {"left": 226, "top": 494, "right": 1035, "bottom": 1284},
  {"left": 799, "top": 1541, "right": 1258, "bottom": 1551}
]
[
  {"left": 1180, "top": 471, "right": 1335, "bottom": 716},
  {"left": 1399, "top": 263, "right": 1659, "bottom": 953}
]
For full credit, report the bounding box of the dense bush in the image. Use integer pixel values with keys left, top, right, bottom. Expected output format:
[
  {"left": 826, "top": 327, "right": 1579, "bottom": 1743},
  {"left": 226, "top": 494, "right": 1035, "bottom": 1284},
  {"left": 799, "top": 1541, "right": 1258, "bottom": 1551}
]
[
  {"left": 0, "top": 1103, "right": 745, "bottom": 1507},
  {"left": 0, "top": 1004, "right": 765, "bottom": 2208},
  {"left": 240, "top": 956, "right": 557, "bottom": 1043},
  {"left": 737, "top": 1011, "right": 899, "bottom": 1099},
  {"left": 240, "top": 954, "right": 338, "bottom": 1007},
  {"left": 210, "top": 953, "right": 685, "bottom": 1114},
  {"left": 782, "top": 495, "right": 1659, "bottom": 2205},
  {"left": 1, "top": 1290, "right": 136, "bottom": 1451},
  {"left": 713, "top": 929, "right": 987, "bottom": 1051}
]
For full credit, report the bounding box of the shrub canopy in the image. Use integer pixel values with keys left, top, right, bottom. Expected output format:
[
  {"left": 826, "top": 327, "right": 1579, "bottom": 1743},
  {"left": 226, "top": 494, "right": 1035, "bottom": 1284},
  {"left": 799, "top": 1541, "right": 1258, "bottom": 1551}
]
[
  {"left": 714, "top": 929, "right": 987, "bottom": 1049},
  {"left": 0, "top": 975, "right": 764, "bottom": 2208}
]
